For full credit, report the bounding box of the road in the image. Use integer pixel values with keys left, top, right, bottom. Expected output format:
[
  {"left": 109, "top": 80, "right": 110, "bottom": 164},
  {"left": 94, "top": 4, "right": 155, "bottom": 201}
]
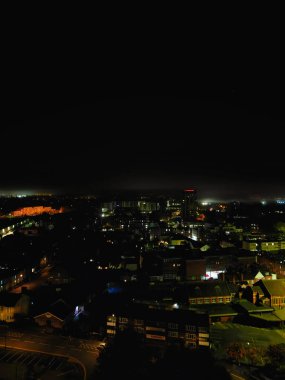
[
  {"left": 223, "top": 362, "right": 252, "bottom": 380},
  {"left": 0, "top": 328, "right": 102, "bottom": 379},
  {"left": 11, "top": 265, "right": 53, "bottom": 293}
]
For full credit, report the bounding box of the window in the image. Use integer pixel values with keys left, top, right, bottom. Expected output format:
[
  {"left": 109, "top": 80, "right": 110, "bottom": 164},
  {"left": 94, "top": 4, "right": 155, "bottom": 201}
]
[
  {"left": 198, "top": 327, "right": 208, "bottom": 333},
  {"left": 168, "top": 323, "right": 178, "bottom": 330},
  {"left": 185, "top": 333, "right": 196, "bottom": 340},
  {"left": 204, "top": 298, "right": 210, "bottom": 304},
  {"left": 119, "top": 317, "right": 128, "bottom": 323},
  {"left": 218, "top": 297, "right": 223, "bottom": 303},
  {"left": 168, "top": 331, "right": 179, "bottom": 338},
  {"left": 185, "top": 325, "right": 196, "bottom": 332},
  {"left": 134, "top": 327, "right": 144, "bottom": 334},
  {"left": 189, "top": 299, "right": 196, "bottom": 304},
  {"left": 134, "top": 319, "right": 144, "bottom": 326},
  {"left": 197, "top": 299, "right": 203, "bottom": 304}
]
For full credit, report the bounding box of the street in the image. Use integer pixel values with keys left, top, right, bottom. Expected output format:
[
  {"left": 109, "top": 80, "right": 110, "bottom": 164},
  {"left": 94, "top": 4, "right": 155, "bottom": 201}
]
[
  {"left": 11, "top": 265, "right": 53, "bottom": 294},
  {"left": 0, "top": 327, "right": 102, "bottom": 379}
]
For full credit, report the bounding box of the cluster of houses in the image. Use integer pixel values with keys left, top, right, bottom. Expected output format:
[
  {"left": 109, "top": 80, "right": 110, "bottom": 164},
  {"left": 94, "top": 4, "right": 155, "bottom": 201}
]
[
  {"left": 106, "top": 273, "right": 285, "bottom": 348},
  {"left": 0, "top": 265, "right": 284, "bottom": 350}
]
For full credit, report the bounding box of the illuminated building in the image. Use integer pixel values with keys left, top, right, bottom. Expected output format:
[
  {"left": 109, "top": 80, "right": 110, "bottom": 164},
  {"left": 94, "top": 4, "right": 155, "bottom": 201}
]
[
  {"left": 0, "top": 293, "right": 30, "bottom": 322},
  {"left": 9, "top": 206, "right": 64, "bottom": 217},
  {"left": 242, "top": 240, "right": 285, "bottom": 252},
  {"left": 255, "top": 279, "right": 285, "bottom": 309},
  {"left": 166, "top": 198, "right": 182, "bottom": 211},
  {"left": 106, "top": 305, "right": 210, "bottom": 348},
  {"left": 182, "top": 188, "right": 197, "bottom": 221}
]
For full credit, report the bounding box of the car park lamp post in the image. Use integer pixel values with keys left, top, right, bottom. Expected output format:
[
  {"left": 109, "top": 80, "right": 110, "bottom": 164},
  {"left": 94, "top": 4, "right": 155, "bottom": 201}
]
[{"left": 0, "top": 325, "right": 8, "bottom": 350}]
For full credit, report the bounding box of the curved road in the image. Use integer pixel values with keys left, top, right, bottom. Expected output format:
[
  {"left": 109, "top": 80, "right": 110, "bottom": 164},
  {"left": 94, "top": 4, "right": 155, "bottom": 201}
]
[{"left": 0, "top": 328, "right": 101, "bottom": 379}]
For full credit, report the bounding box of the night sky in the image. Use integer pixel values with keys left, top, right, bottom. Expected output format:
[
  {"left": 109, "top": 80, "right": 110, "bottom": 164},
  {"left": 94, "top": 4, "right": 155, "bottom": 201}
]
[
  {"left": 0, "top": 9, "right": 285, "bottom": 199},
  {"left": 2, "top": 92, "right": 284, "bottom": 200},
  {"left": 2, "top": 30, "right": 284, "bottom": 200}
]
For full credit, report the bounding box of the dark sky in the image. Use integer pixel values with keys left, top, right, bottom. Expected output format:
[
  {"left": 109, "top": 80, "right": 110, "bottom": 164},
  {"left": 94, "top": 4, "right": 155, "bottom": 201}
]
[
  {"left": 2, "top": 26, "right": 284, "bottom": 200},
  {"left": 2, "top": 92, "right": 284, "bottom": 200}
]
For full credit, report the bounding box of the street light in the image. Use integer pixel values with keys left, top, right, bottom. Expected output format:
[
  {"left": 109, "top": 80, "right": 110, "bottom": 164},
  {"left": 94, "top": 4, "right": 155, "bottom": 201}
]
[{"left": 0, "top": 325, "right": 8, "bottom": 350}]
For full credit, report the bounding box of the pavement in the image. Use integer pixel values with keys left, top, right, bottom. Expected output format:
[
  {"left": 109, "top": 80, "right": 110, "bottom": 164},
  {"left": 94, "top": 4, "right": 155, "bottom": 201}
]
[
  {"left": 0, "top": 327, "right": 103, "bottom": 379},
  {"left": 0, "top": 347, "right": 83, "bottom": 379}
]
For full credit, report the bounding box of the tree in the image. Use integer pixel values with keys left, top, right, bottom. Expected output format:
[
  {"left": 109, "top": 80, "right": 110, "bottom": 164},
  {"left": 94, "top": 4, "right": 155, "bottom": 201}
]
[
  {"left": 274, "top": 221, "right": 285, "bottom": 234},
  {"left": 153, "top": 346, "right": 231, "bottom": 380},
  {"left": 226, "top": 342, "right": 245, "bottom": 363},
  {"left": 266, "top": 343, "right": 285, "bottom": 368},
  {"left": 94, "top": 329, "right": 151, "bottom": 380},
  {"left": 95, "top": 331, "right": 231, "bottom": 380}
]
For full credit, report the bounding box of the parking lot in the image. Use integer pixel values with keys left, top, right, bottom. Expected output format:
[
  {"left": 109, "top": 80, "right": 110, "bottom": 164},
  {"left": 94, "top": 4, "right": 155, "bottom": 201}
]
[{"left": 0, "top": 348, "right": 83, "bottom": 379}]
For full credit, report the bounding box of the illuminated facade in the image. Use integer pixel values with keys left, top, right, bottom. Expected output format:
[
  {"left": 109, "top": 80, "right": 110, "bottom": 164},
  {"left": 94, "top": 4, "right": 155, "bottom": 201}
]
[
  {"left": 255, "top": 279, "right": 285, "bottom": 309},
  {"left": 10, "top": 206, "right": 64, "bottom": 217},
  {"left": 106, "top": 307, "right": 209, "bottom": 348},
  {"left": 0, "top": 293, "right": 30, "bottom": 323}
]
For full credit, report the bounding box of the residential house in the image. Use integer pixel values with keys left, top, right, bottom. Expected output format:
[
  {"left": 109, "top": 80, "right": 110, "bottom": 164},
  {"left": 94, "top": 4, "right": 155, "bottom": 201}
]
[
  {"left": 185, "top": 281, "right": 237, "bottom": 305},
  {"left": 34, "top": 299, "right": 73, "bottom": 330},
  {"left": 255, "top": 279, "right": 285, "bottom": 309},
  {"left": 0, "top": 293, "right": 30, "bottom": 323}
]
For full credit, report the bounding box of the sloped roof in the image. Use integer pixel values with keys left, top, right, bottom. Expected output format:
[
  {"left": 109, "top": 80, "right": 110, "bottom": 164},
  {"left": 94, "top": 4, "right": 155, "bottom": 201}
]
[
  {"left": 249, "top": 313, "right": 281, "bottom": 322},
  {"left": 48, "top": 299, "right": 72, "bottom": 320},
  {"left": 259, "top": 279, "right": 285, "bottom": 297},
  {"left": 189, "top": 303, "right": 238, "bottom": 316},
  {"left": 34, "top": 299, "right": 73, "bottom": 320},
  {"left": 273, "top": 309, "right": 285, "bottom": 321},
  {"left": 254, "top": 271, "right": 264, "bottom": 280},
  {"left": 187, "top": 281, "right": 237, "bottom": 298},
  {"left": 232, "top": 298, "right": 273, "bottom": 314}
]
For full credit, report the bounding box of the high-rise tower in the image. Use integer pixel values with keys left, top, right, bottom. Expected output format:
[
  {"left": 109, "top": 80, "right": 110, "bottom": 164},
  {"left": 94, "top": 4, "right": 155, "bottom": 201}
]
[{"left": 182, "top": 188, "right": 197, "bottom": 220}]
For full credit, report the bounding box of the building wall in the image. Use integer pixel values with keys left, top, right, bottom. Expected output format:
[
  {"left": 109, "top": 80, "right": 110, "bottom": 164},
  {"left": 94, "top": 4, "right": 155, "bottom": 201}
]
[
  {"left": 186, "top": 260, "right": 206, "bottom": 281},
  {"left": 0, "top": 306, "right": 15, "bottom": 322},
  {"left": 261, "top": 242, "right": 280, "bottom": 252},
  {"left": 106, "top": 313, "right": 209, "bottom": 348},
  {"left": 0, "top": 295, "right": 30, "bottom": 322},
  {"left": 188, "top": 296, "right": 232, "bottom": 305},
  {"left": 15, "top": 294, "right": 30, "bottom": 316},
  {"left": 270, "top": 296, "right": 285, "bottom": 309}
]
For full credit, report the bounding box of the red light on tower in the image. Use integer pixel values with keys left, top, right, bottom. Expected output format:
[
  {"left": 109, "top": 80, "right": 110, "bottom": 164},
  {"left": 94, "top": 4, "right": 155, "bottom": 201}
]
[{"left": 185, "top": 189, "right": 195, "bottom": 192}]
